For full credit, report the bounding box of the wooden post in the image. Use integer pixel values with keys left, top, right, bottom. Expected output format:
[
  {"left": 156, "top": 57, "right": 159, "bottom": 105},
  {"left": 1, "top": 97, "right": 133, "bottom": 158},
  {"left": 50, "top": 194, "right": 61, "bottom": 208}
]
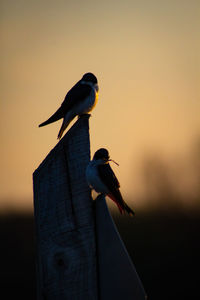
[
  {"left": 33, "top": 114, "right": 146, "bottom": 300},
  {"left": 33, "top": 115, "right": 98, "bottom": 300},
  {"left": 95, "top": 194, "right": 147, "bottom": 300}
]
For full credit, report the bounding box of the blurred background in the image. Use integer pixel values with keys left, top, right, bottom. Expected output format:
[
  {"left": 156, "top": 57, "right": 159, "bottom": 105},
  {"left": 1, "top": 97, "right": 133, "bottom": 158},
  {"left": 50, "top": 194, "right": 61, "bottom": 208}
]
[{"left": 1, "top": 0, "right": 199, "bottom": 299}]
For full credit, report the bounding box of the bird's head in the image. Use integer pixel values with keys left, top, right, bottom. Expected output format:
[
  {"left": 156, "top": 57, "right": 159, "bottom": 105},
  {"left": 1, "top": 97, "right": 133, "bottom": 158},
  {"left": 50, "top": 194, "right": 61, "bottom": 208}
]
[
  {"left": 82, "top": 72, "right": 98, "bottom": 84},
  {"left": 93, "top": 148, "right": 119, "bottom": 165},
  {"left": 93, "top": 148, "right": 109, "bottom": 161}
]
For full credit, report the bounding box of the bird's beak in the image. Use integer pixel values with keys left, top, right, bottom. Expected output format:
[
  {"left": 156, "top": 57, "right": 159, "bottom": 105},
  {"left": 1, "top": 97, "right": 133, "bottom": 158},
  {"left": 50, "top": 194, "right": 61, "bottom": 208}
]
[{"left": 108, "top": 159, "right": 119, "bottom": 166}]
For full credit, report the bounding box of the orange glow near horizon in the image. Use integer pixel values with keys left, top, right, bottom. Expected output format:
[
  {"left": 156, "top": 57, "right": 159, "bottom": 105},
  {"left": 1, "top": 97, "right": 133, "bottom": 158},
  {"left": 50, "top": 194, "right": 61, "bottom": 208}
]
[{"left": 0, "top": 0, "right": 200, "bottom": 211}]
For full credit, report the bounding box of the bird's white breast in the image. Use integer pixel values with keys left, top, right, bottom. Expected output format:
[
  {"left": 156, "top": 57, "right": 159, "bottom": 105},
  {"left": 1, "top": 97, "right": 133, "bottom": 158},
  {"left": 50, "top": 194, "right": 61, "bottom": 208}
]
[
  {"left": 86, "top": 160, "right": 108, "bottom": 194},
  {"left": 79, "top": 82, "right": 99, "bottom": 114}
]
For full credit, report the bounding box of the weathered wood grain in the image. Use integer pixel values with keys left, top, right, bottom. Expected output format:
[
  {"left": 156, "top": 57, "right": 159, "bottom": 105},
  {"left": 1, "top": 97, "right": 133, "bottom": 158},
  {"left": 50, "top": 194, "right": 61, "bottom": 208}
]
[{"left": 33, "top": 115, "right": 98, "bottom": 300}]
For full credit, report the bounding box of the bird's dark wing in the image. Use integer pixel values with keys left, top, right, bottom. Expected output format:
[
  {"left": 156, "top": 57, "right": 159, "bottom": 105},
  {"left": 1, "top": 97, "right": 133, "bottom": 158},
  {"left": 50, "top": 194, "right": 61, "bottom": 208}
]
[
  {"left": 60, "top": 81, "right": 92, "bottom": 111},
  {"left": 98, "top": 163, "right": 135, "bottom": 216},
  {"left": 98, "top": 163, "right": 120, "bottom": 189},
  {"left": 39, "top": 81, "right": 92, "bottom": 127},
  {"left": 98, "top": 163, "right": 124, "bottom": 206}
]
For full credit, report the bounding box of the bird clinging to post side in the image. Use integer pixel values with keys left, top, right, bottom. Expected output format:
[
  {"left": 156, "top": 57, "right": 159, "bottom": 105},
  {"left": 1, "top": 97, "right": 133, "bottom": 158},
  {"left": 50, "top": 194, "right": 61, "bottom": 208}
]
[
  {"left": 86, "top": 148, "right": 135, "bottom": 216},
  {"left": 39, "top": 72, "right": 99, "bottom": 139}
]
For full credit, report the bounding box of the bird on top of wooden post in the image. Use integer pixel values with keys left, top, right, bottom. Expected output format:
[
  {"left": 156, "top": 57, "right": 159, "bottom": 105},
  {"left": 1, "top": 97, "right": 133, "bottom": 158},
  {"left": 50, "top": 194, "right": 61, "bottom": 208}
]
[
  {"left": 86, "top": 148, "right": 135, "bottom": 216},
  {"left": 39, "top": 72, "right": 99, "bottom": 139}
]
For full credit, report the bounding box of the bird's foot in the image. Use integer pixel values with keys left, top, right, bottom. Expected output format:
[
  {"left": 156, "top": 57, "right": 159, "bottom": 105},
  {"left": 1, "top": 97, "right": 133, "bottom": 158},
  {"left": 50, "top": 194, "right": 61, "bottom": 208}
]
[{"left": 78, "top": 113, "right": 91, "bottom": 119}]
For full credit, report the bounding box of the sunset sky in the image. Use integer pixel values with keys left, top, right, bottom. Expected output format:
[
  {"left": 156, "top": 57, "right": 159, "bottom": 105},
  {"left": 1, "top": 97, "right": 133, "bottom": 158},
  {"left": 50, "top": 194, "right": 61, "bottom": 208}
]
[{"left": 1, "top": 0, "right": 199, "bottom": 211}]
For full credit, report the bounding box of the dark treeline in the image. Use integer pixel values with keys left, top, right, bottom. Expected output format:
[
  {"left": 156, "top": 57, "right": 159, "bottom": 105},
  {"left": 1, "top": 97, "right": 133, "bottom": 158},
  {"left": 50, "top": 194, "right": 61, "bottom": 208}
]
[
  {"left": 1, "top": 209, "right": 199, "bottom": 299},
  {"left": 113, "top": 210, "right": 200, "bottom": 300}
]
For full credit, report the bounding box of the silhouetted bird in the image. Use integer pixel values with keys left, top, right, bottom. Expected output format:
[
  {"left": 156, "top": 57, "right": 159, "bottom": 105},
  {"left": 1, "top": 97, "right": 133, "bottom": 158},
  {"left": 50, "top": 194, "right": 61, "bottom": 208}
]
[
  {"left": 39, "top": 72, "right": 99, "bottom": 139},
  {"left": 86, "top": 148, "right": 135, "bottom": 216}
]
